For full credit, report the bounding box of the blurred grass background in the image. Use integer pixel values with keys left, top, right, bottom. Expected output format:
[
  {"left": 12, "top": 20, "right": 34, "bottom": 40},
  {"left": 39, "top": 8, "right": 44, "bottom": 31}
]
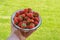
[{"left": 0, "top": 0, "right": 60, "bottom": 40}]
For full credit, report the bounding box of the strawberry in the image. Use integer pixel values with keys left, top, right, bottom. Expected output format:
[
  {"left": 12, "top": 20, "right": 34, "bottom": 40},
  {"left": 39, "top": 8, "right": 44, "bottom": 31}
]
[
  {"left": 18, "top": 15, "right": 23, "bottom": 21},
  {"left": 24, "top": 8, "right": 28, "bottom": 13},
  {"left": 27, "top": 18, "right": 34, "bottom": 23},
  {"left": 28, "top": 8, "right": 32, "bottom": 13},
  {"left": 34, "top": 21, "right": 39, "bottom": 25},
  {"left": 24, "top": 16, "right": 29, "bottom": 20},
  {"left": 21, "top": 14, "right": 25, "bottom": 17},
  {"left": 28, "top": 8, "right": 31, "bottom": 11},
  {"left": 34, "top": 17, "right": 39, "bottom": 22},
  {"left": 23, "top": 20, "right": 27, "bottom": 24},
  {"left": 18, "top": 22, "right": 27, "bottom": 28},
  {"left": 25, "top": 13, "right": 28, "bottom": 16},
  {"left": 15, "top": 12, "right": 20, "bottom": 17},
  {"left": 27, "top": 13, "right": 33, "bottom": 18},
  {"left": 33, "top": 12, "right": 39, "bottom": 17},
  {"left": 21, "top": 22, "right": 27, "bottom": 28},
  {"left": 14, "top": 17, "right": 19, "bottom": 25},
  {"left": 27, "top": 18, "right": 31, "bottom": 23},
  {"left": 30, "top": 19, "right": 34, "bottom": 22},
  {"left": 18, "top": 22, "right": 22, "bottom": 27},
  {"left": 28, "top": 23, "right": 35, "bottom": 29}
]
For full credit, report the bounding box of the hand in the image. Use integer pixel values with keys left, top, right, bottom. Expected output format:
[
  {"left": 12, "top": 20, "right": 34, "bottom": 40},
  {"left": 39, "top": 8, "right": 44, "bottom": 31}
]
[{"left": 11, "top": 25, "right": 36, "bottom": 40}]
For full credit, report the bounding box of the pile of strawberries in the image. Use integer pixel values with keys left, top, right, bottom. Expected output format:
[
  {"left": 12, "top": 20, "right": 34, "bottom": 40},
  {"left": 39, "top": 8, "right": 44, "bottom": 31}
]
[{"left": 14, "top": 8, "right": 39, "bottom": 29}]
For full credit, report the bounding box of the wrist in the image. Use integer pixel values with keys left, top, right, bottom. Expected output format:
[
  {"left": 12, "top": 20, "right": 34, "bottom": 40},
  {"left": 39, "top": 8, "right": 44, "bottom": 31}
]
[{"left": 8, "top": 33, "right": 20, "bottom": 40}]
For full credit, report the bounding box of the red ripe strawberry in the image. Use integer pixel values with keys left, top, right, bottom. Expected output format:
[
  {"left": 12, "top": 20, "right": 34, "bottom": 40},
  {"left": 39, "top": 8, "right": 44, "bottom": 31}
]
[
  {"left": 32, "top": 17, "right": 35, "bottom": 19},
  {"left": 24, "top": 8, "right": 28, "bottom": 13},
  {"left": 34, "top": 21, "right": 39, "bottom": 25},
  {"left": 28, "top": 8, "right": 32, "bottom": 13},
  {"left": 21, "top": 22, "right": 27, "bottom": 28},
  {"left": 18, "top": 15, "right": 23, "bottom": 21},
  {"left": 27, "top": 18, "right": 31, "bottom": 23},
  {"left": 28, "top": 23, "right": 35, "bottom": 29},
  {"left": 15, "top": 12, "right": 20, "bottom": 17},
  {"left": 24, "top": 16, "right": 29, "bottom": 20},
  {"left": 33, "top": 12, "right": 39, "bottom": 17},
  {"left": 18, "top": 22, "right": 22, "bottom": 27},
  {"left": 27, "top": 13, "right": 33, "bottom": 18},
  {"left": 14, "top": 17, "right": 19, "bottom": 25},
  {"left": 21, "top": 14, "right": 25, "bottom": 17},
  {"left": 34, "top": 17, "right": 39, "bottom": 22},
  {"left": 30, "top": 19, "right": 34, "bottom": 22},
  {"left": 28, "top": 8, "right": 31, "bottom": 11},
  {"left": 27, "top": 18, "right": 34, "bottom": 23},
  {"left": 25, "top": 13, "right": 28, "bottom": 16},
  {"left": 23, "top": 20, "right": 27, "bottom": 24}
]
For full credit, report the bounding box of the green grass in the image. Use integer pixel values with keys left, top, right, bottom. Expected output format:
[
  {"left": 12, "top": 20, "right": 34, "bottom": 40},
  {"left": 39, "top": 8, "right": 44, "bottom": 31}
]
[{"left": 0, "top": 0, "right": 60, "bottom": 40}]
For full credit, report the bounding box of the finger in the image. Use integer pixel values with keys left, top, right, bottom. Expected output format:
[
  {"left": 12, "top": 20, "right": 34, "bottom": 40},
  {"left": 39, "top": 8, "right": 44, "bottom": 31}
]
[
  {"left": 14, "top": 29, "right": 22, "bottom": 36},
  {"left": 14, "top": 30, "right": 22, "bottom": 39},
  {"left": 27, "top": 30, "right": 36, "bottom": 35},
  {"left": 25, "top": 29, "right": 36, "bottom": 38}
]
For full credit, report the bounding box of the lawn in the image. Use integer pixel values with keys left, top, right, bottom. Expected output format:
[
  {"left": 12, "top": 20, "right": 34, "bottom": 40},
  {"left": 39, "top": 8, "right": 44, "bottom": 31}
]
[{"left": 0, "top": 0, "right": 60, "bottom": 40}]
